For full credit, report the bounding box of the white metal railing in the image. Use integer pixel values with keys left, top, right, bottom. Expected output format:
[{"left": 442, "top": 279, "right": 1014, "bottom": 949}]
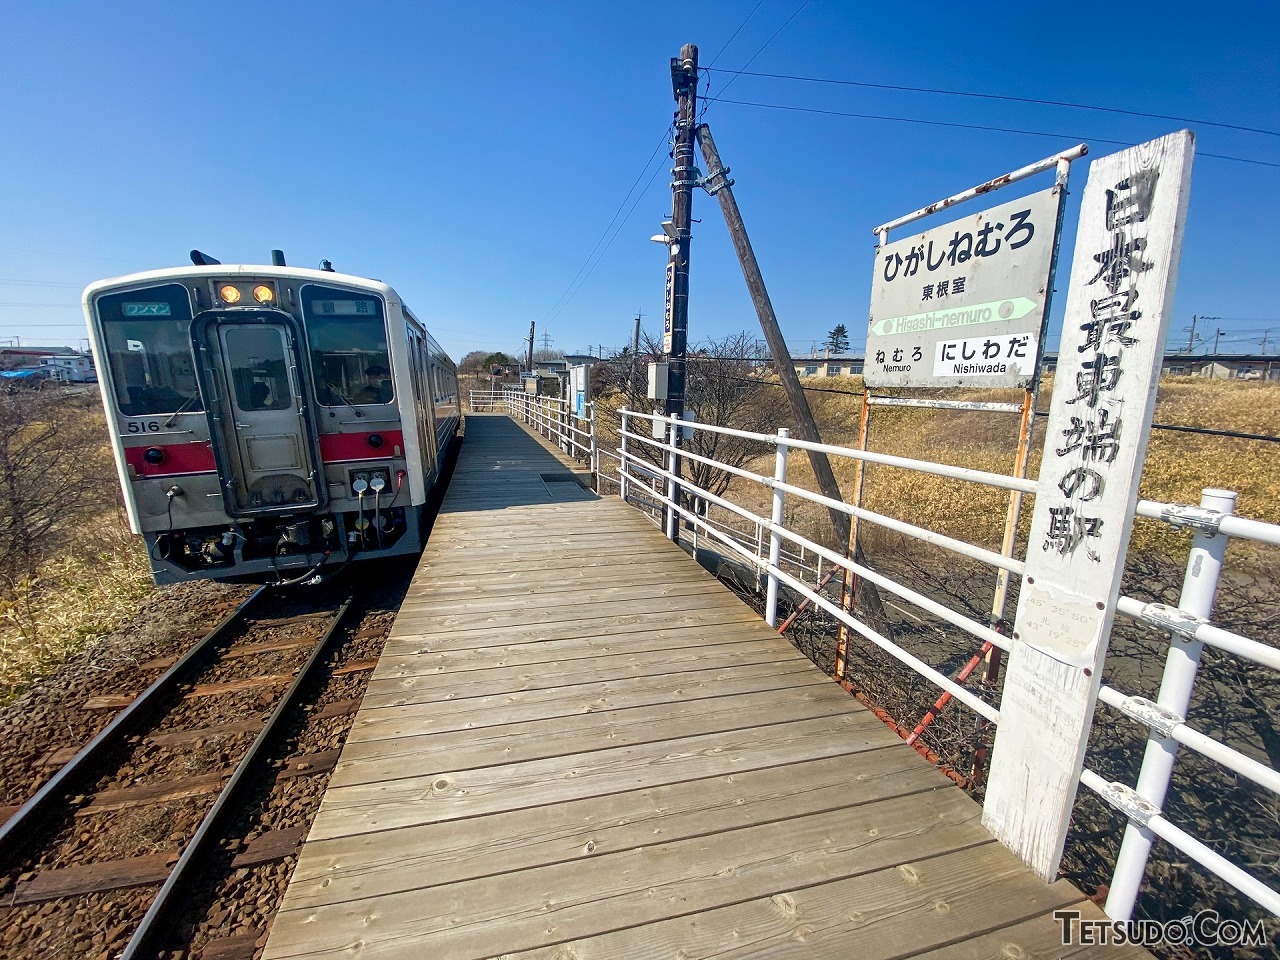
[
  {"left": 615, "top": 407, "right": 1012, "bottom": 723},
  {"left": 494, "top": 390, "right": 597, "bottom": 474},
  {"left": 493, "top": 398, "right": 1280, "bottom": 920},
  {"left": 1084, "top": 488, "right": 1280, "bottom": 919},
  {"left": 597, "top": 406, "right": 1280, "bottom": 921}
]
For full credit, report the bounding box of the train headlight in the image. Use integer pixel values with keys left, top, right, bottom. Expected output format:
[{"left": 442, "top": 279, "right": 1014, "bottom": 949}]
[
  {"left": 219, "top": 284, "right": 241, "bottom": 304},
  {"left": 252, "top": 285, "right": 274, "bottom": 303},
  {"left": 143, "top": 447, "right": 166, "bottom": 464}
]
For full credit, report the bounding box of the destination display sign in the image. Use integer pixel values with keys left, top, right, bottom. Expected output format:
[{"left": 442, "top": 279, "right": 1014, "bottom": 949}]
[{"left": 865, "top": 186, "right": 1062, "bottom": 388}]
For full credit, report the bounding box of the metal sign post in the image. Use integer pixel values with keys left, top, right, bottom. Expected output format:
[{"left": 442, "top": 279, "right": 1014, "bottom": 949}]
[{"left": 983, "top": 131, "right": 1195, "bottom": 881}]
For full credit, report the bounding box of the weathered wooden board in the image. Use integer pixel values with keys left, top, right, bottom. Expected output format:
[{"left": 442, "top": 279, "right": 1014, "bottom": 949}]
[
  {"left": 330, "top": 683, "right": 862, "bottom": 787},
  {"left": 488, "top": 847, "right": 1086, "bottom": 960},
  {"left": 10, "top": 850, "right": 177, "bottom": 903},
  {"left": 307, "top": 712, "right": 891, "bottom": 841},
  {"left": 77, "top": 769, "right": 231, "bottom": 814},
  {"left": 349, "top": 660, "right": 824, "bottom": 742},
  {"left": 266, "top": 792, "right": 990, "bottom": 958},
  {"left": 282, "top": 748, "right": 943, "bottom": 910}
]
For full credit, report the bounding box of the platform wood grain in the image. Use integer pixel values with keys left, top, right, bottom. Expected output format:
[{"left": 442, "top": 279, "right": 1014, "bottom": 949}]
[{"left": 260, "top": 414, "right": 1145, "bottom": 960}]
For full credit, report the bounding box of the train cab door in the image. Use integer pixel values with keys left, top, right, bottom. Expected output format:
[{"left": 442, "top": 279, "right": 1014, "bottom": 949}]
[{"left": 192, "top": 312, "right": 326, "bottom": 517}]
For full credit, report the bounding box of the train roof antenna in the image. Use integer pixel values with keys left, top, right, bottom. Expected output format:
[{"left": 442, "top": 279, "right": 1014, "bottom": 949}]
[
  {"left": 319, "top": 259, "right": 335, "bottom": 272},
  {"left": 190, "top": 249, "right": 221, "bottom": 266},
  {"left": 271, "top": 249, "right": 286, "bottom": 266}
]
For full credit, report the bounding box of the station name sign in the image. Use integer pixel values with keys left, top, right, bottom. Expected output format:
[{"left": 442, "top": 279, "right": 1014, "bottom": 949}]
[{"left": 865, "top": 186, "right": 1062, "bottom": 388}]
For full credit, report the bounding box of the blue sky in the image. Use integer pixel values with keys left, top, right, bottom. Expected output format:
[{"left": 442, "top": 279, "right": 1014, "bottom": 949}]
[{"left": 3, "top": 2, "right": 1278, "bottom": 362}]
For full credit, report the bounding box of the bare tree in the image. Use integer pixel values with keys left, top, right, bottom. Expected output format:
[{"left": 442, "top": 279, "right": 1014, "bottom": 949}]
[{"left": 0, "top": 390, "right": 115, "bottom": 590}]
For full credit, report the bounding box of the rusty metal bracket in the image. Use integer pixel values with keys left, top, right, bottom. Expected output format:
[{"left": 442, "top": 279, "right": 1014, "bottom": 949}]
[
  {"left": 1114, "top": 694, "right": 1183, "bottom": 738},
  {"left": 1137, "top": 602, "right": 1207, "bottom": 641},
  {"left": 1155, "top": 503, "right": 1224, "bottom": 536},
  {"left": 1094, "top": 779, "right": 1162, "bottom": 827}
]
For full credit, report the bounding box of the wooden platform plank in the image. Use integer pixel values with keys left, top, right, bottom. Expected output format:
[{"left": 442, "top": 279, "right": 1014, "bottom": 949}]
[
  {"left": 911, "top": 904, "right": 1155, "bottom": 960},
  {"left": 306, "top": 712, "right": 894, "bottom": 841},
  {"left": 375, "top": 619, "right": 776, "bottom": 673},
  {"left": 383, "top": 604, "right": 759, "bottom": 650},
  {"left": 260, "top": 415, "right": 1141, "bottom": 960},
  {"left": 280, "top": 748, "right": 944, "bottom": 911},
  {"left": 358, "top": 640, "right": 806, "bottom": 707},
  {"left": 330, "top": 682, "right": 864, "bottom": 786},
  {"left": 264, "top": 791, "right": 991, "bottom": 959},
  {"left": 348, "top": 660, "right": 824, "bottom": 742},
  {"left": 485, "top": 847, "right": 1087, "bottom": 960}
]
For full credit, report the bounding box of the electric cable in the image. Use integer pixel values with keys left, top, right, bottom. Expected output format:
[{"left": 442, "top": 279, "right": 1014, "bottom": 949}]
[
  {"left": 703, "top": 96, "right": 1280, "bottom": 169},
  {"left": 538, "top": 125, "right": 674, "bottom": 328},
  {"left": 702, "top": 66, "right": 1280, "bottom": 139}
]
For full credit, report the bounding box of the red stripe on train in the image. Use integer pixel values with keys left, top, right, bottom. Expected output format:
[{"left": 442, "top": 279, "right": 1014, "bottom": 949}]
[
  {"left": 319, "top": 430, "right": 404, "bottom": 462},
  {"left": 124, "top": 442, "right": 217, "bottom": 478},
  {"left": 122, "top": 429, "right": 401, "bottom": 479}
]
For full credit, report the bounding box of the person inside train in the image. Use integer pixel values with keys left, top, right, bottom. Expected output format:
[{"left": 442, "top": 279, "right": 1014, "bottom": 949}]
[{"left": 356, "top": 365, "right": 393, "bottom": 404}]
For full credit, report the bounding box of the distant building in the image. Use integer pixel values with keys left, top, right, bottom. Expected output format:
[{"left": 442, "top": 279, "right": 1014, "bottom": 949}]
[
  {"left": 1042, "top": 352, "right": 1279, "bottom": 382},
  {"left": 39, "top": 353, "right": 96, "bottom": 383},
  {"left": 792, "top": 354, "right": 865, "bottom": 377},
  {"left": 0, "top": 345, "right": 76, "bottom": 370}
]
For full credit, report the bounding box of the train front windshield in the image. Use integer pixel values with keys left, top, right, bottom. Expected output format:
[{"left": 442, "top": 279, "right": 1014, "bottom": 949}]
[
  {"left": 95, "top": 284, "right": 201, "bottom": 416},
  {"left": 301, "top": 286, "right": 393, "bottom": 406}
]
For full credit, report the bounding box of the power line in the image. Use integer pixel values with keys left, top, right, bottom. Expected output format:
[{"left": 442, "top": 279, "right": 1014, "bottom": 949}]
[
  {"left": 704, "top": 97, "right": 1280, "bottom": 170},
  {"left": 702, "top": 67, "right": 1280, "bottom": 139},
  {"left": 705, "top": 0, "right": 767, "bottom": 68},
  {"left": 713, "top": 0, "right": 811, "bottom": 103},
  {"left": 538, "top": 125, "right": 673, "bottom": 327}
]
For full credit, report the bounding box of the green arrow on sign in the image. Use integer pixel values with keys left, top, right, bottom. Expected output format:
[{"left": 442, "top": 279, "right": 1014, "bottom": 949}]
[{"left": 871, "top": 297, "right": 1039, "bottom": 337}]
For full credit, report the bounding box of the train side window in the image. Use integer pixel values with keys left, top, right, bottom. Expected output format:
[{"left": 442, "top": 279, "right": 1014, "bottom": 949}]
[
  {"left": 93, "top": 283, "right": 201, "bottom": 416},
  {"left": 300, "top": 286, "right": 393, "bottom": 406}
]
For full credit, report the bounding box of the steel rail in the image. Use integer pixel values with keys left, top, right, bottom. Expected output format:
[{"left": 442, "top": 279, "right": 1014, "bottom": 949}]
[
  {"left": 120, "top": 595, "right": 357, "bottom": 959},
  {"left": 0, "top": 587, "right": 265, "bottom": 864}
]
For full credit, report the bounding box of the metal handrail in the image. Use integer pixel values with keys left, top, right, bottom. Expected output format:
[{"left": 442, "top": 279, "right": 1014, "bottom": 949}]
[{"left": 601, "top": 408, "right": 1280, "bottom": 922}]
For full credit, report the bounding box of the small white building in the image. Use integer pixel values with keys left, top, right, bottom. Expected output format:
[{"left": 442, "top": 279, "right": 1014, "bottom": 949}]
[{"left": 38, "top": 354, "right": 96, "bottom": 383}]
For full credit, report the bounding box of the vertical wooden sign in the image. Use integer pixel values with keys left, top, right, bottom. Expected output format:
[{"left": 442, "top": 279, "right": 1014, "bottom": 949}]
[{"left": 982, "top": 131, "right": 1194, "bottom": 880}]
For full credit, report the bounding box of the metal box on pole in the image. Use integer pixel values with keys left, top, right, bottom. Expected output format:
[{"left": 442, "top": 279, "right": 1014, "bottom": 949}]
[{"left": 647, "top": 362, "right": 669, "bottom": 400}]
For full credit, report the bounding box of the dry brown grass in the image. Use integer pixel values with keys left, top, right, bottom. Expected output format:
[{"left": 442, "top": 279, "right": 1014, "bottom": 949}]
[
  {"left": 754, "top": 374, "right": 1279, "bottom": 565},
  {"left": 0, "top": 513, "right": 151, "bottom": 699}
]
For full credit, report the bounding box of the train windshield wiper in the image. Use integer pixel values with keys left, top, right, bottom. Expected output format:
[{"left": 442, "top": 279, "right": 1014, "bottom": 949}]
[
  {"left": 330, "top": 390, "right": 365, "bottom": 418},
  {"left": 163, "top": 390, "right": 202, "bottom": 428}
]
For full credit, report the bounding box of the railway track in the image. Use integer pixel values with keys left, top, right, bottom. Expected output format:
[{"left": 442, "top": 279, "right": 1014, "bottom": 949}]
[{"left": 0, "top": 567, "right": 410, "bottom": 960}]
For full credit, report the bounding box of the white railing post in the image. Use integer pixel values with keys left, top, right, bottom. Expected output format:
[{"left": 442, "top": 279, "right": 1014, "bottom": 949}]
[
  {"left": 765, "top": 428, "right": 790, "bottom": 627},
  {"left": 588, "top": 403, "right": 598, "bottom": 481},
  {"left": 619, "top": 411, "right": 630, "bottom": 503},
  {"left": 664, "top": 418, "right": 679, "bottom": 542},
  {"left": 1105, "top": 487, "right": 1236, "bottom": 920}
]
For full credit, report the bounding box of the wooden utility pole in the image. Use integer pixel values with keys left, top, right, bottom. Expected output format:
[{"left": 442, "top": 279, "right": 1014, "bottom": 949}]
[
  {"left": 525, "top": 321, "right": 535, "bottom": 372},
  {"left": 695, "top": 122, "right": 889, "bottom": 629},
  {"left": 666, "top": 44, "right": 698, "bottom": 421}
]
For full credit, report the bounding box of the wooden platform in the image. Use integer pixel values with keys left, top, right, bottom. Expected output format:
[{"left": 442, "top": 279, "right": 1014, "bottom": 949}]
[{"left": 261, "top": 414, "right": 1147, "bottom": 960}]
